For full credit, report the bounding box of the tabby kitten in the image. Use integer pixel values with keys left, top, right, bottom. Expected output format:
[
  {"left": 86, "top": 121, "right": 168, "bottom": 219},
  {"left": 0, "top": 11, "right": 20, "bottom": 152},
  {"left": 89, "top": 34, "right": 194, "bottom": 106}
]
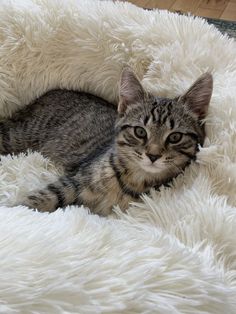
[{"left": 0, "top": 68, "right": 213, "bottom": 216}]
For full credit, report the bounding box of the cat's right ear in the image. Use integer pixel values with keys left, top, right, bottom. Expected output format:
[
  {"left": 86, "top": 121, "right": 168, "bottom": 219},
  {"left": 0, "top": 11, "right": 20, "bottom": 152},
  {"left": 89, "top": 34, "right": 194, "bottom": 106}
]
[
  {"left": 118, "top": 68, "right": 145, "bottom": 114},
  {"left": 179, "top": 73, "right": 213, "bottom": 120}
]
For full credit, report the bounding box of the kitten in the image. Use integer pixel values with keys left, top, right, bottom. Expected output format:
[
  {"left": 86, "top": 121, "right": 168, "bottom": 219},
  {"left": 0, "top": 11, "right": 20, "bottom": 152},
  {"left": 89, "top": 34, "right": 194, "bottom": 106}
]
[{"left": 0, "top": 69, "right": 213, "bottom": 215}]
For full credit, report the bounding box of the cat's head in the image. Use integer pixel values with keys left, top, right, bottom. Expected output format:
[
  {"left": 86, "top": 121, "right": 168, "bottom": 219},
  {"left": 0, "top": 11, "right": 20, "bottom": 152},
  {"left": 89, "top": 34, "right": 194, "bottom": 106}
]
[{"left": 115, "top": 68, "right": 213, "bottom": 181}]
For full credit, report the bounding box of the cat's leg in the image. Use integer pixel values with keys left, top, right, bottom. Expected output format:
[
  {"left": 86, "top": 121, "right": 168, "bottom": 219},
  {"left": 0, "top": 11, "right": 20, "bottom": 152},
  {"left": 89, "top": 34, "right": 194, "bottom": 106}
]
[{"left": 21, "top": 175, "right": 80, "bottom": 212}]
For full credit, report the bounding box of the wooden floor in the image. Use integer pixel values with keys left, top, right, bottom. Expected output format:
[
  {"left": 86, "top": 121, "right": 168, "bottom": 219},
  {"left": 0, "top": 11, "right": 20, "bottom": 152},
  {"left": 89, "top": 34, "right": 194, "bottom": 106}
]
[{"left": 125, "top": 0, "right": 236, "bottom": 20}]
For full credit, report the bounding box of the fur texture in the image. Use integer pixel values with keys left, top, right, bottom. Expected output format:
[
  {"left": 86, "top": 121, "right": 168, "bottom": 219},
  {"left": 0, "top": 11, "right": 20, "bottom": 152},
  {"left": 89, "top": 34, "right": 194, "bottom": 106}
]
[{"left": 0, "top": 0, "right": 236, "bottom": 313}]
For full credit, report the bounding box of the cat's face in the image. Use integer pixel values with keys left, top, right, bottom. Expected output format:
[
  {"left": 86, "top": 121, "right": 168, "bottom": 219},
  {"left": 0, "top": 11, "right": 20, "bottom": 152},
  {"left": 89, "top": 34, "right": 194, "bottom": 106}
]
[{"left": 115, "top": 68, "right": 213, "bottom": 181}]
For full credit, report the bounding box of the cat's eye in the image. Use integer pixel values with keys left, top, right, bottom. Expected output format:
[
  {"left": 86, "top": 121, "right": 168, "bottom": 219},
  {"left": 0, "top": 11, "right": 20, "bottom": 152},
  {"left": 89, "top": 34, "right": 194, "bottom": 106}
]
[
  {"left": 167, "top": 132, "right": 183, "bottom": 144},
  {"left": 134, "top": 126, "right": 147, "bottom": 139}
]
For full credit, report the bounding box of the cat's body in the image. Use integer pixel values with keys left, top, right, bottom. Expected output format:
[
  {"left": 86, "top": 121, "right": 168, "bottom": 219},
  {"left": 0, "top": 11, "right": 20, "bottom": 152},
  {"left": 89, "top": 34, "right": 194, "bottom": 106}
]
[
  {"left": 0, "top": 69, "right": 213, "bottom": 215},
  {"left": 0, "top": 90, "right": 117, "bottom": 175}
]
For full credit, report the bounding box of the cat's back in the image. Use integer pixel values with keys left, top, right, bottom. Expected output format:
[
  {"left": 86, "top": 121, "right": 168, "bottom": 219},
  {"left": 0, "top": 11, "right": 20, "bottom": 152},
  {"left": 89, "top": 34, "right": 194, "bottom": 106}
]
[
  {"left": 13, "top": 89, "right": 118, "bottom": 137},
  {"left": 33, "top": 89, "right": 116, "bottom": 118}
]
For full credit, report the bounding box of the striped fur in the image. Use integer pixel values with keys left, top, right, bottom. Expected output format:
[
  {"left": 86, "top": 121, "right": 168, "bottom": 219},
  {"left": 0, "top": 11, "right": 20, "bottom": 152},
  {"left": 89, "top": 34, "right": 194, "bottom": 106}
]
[{"left": 0, "top": 69, "right": 213, "bottom": 215}]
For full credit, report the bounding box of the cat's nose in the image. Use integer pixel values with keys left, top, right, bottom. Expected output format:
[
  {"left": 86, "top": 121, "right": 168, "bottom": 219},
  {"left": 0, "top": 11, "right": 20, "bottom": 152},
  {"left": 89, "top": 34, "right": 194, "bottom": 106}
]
[{"left": 146, "top": 153, "right": 161, "bottom": 163}]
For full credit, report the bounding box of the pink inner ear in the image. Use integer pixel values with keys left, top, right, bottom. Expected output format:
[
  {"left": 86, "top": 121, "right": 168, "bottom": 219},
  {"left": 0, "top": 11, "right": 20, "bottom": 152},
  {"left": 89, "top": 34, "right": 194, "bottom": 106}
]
[
  {"left": 182, "top": 73, "right": 213, "bottom": 120},
  {"left": 118, "top": 68, "right": 145, "bottom": 114}
]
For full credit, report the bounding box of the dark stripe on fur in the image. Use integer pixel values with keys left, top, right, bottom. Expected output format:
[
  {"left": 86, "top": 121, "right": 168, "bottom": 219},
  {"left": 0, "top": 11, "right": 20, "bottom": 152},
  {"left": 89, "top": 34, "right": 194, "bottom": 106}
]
[
  {"left": 109, "top": 153, "right": 140, "bottom": 199},
  {"left": 0, "top": 123, "right": 11, "bottom": 153},
  {"left": 167, "top": 103, "right": 172, "bottom": 115},
  {"left": 120, "top": 125, "right": 132, "bottom": 132},
  {"left": 178, "top": 150, "right": 196, "bottom": 160},
  {"left": 143, "top": 116, "right": 149, "bottom": 125},
  {"left": 123, "top": 134, "right": 139, "bottom": 147},
  {"left": 79, "top": 141, "right": 111, "bottom": 167},
  {"left": 151, "top": 107, "right": 157, "bottom": 122},
  {"left": 117, "top": 141, "right": 133, "bottom": 147},
  {"left": 67, "top": 138, "right": 113, "bottom": 175},
  {"left": 161, "top": 114, "right": 168, "bottom": 124},
  {"left": 73, "top": 197, "right": 84, "bottom": 206},
  {"left": 59, "top": 176, "right": 79, "bottom": 191},
  {"left": 170, "top": 118, "right": 175, "bottom": 129},
  {"left": 117, "top": 156, "right": 129, "bottom": 175},
  {"left": 47, "top": 184, "right": 65, "bottom": 208},
  {"left": 186, "top": 132, "right": 199, "bottom": 141}
]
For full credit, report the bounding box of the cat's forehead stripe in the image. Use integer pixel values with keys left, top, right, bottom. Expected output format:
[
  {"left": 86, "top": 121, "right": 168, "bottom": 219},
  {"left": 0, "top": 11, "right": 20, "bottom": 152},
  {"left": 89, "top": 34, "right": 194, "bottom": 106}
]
[
  {"left": 143, "top": 115, "right": 149, "bottom": 125},
  {"left": 149, "top": 101, "right": 174, "bottom": 126},
  {"left": 170, "top": 118, "right": 175, "bottom": 129},
  {"left": 165, "top": 117, "right": 175, "bottom": 129},
  {"left": 150, "top": 106, "right": 159, "bottom": 123}
]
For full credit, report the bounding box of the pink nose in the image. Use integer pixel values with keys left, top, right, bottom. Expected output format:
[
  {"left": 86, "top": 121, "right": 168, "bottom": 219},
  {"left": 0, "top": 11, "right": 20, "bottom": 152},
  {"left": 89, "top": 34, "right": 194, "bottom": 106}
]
[{"left": 146, "top": 153, "right": 161, "bottom": 163}]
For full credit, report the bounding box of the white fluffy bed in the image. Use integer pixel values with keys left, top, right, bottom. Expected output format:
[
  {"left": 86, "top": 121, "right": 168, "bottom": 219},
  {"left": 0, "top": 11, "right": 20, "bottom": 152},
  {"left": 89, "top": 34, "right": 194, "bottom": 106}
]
[{"left": 0, "top": 0, "right": 235, "bottom": 313}]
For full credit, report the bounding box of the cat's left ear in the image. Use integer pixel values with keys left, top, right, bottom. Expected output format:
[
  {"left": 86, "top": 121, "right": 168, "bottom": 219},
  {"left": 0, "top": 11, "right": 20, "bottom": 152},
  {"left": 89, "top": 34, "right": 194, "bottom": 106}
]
[
  {"left": 118, "top": 68, "right": 145, "bottom": 114},
  {"left": 179, "top": 73, "right": 213, "bottom": 120}
]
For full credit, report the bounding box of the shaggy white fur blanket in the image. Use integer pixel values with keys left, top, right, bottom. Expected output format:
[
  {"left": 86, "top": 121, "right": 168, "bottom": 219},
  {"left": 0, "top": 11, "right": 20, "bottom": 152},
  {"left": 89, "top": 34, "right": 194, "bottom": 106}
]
[{"left": 0, "top": 0, "right": 235, "bottom": 313}]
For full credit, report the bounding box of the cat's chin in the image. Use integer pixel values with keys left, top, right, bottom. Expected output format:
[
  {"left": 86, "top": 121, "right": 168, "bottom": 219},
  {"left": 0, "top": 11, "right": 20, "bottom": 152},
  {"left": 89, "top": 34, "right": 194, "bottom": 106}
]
[{"left": 140, "top": 164, "right": 165, "bottom": 174}]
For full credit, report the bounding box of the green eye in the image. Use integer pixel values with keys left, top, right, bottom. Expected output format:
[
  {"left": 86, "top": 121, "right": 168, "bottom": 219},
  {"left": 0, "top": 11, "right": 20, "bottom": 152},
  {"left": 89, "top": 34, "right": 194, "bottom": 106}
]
[
  {"left": 134, "top": 126, "right": 147, "bottom": 139},
  {"left": 168, "top": 132, "right": 183, "bottom": 144}
]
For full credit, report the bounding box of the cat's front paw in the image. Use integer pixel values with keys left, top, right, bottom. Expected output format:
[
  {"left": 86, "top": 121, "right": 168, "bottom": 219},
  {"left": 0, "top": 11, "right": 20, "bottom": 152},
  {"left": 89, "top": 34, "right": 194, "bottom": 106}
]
[{"left": 21, "top": 190, "right": 58, "bottom": 213}]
